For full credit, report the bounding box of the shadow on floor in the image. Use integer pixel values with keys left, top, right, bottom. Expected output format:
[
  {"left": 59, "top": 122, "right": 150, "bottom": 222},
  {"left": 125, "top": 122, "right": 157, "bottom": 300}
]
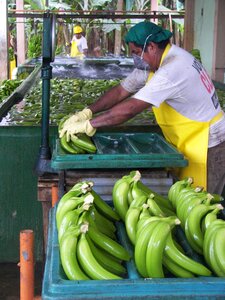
[{"left": 0, "top": 262, "right": 43, "bottom": 300}]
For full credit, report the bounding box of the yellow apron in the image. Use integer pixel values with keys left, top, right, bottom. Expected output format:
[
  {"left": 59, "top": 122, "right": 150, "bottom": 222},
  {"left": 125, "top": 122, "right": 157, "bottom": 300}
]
[
  {"left": 9, "top": 58, "right": 16, "bottom": 79},
  {"left": 70, "top": 41, "right": 84, "bottom": 59},
  {"left": 148, "top": 44, "right": 223, "bottom": 189}
]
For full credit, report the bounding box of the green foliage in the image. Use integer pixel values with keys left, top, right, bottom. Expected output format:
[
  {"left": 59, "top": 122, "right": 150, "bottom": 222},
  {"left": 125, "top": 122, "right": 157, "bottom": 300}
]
[
  {"left": 0, "top": 79, "right": 23, "bottom": 103},
  {"left": 8, "top": 48, "right": 15, "bottom": 61},
  {"left": 56, "top": 45, "right": 63, "bottom": 55},
  {"left": 190, "top": 49, "right": 202, "bottom": 63},
  {"left": 27, "top": 35, "right": 42, "bottom": 59}
]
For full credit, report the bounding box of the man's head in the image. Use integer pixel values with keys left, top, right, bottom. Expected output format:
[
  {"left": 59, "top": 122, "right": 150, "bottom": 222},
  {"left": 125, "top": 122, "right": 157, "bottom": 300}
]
[
  {"left": 73, "top": 25, "right": 83, "bottom": 39},
  {"left": 125, "top": 21, "right": 173, "bottom": 71}
]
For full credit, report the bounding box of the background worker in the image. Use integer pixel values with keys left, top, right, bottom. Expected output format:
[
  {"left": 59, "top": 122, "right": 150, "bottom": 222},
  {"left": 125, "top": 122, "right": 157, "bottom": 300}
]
[
  {"left": 60, "top": 21, "right": 225, "bottom": 194},
  {"left": 70, "top": 25, "right": 88, "bottom": 58}
]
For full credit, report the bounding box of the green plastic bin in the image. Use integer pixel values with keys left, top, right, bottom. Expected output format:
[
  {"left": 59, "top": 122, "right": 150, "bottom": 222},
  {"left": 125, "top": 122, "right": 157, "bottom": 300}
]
[
  {"left": 42, "top": 206, "right": 225, "bottom": 300},
  {"left": 51, "top": 132, "right": 188, "bottom": 170}
]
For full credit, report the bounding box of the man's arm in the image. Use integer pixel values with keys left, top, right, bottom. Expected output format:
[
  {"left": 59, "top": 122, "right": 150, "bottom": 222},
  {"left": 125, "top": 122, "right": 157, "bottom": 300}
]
[
  {"left": 90, "top": 97, "right": 151, "bottom": 128},
  {"left": 89, "top": 84, "right": 132, "bottom": 114}
]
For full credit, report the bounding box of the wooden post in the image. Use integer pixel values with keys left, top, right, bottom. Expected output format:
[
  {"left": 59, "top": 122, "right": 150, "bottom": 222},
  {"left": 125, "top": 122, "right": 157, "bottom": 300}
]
[
  {"left": 151, "top": 0, "right": 158, "bottom": 24},
  {"left": 16, "top": 0, "right": 26, "bottom": 65},
  {"left": 183, "top": 0, "right": 195, "bottom": 51},
  {"left": 0, "top": 0, "right": 9, "bottom": 80},
  {"left": 20, "top": 230, "right": 34, "bottom": 300},
  {"left": 114, "top": 0, "right": 124, "bottom": 56}
]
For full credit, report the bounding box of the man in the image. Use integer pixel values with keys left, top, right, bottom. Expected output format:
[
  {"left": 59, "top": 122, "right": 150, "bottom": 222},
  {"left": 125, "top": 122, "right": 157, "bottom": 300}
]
[
  {"left": 60, "top": 21, "right": 225, "bottom": 194},
  {"left": 70, "top": 25, "right": 88, "bottom": 58}
]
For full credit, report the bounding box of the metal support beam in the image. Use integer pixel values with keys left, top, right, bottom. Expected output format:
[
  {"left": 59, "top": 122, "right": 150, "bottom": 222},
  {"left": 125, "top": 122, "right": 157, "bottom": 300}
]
[
  {"left": 35, "top": 12, "right": 55, "bottom": 176},
  {"left": 16, "top": 0, "right": 26, "bottom": 65},
  {"left": 0, "top": 0, "right": 9, "bottom": 80},
  {"left": 8, "top": 11, "right": 184, "bottom": 20}
]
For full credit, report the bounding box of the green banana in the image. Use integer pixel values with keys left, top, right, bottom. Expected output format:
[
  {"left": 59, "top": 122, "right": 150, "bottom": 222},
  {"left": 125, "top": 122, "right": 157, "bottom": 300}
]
[
  {"left": 58, "top": 114, "right": 69, "bottom": 133},
  {"left": 162, "top": 255, "right": 195, "bottom": 278},
  {"left": 185, "top": 203, "right": 223, "bottom": 254},
  {"left": 68, "top": 140, "right": 86, "bottom": 154},
  {"left": 59, "top": 225, "right": 89, "bottom": 280},
  {"left": 136, "top": 216, "right": 178, "bottom": 241},
  {"left": 147, "top": 197, "right": 166, "bottom": 217},
  {"left": 211, "top": 193, "right": 224, "bottom": 203},
  {"left": 175, "top": 186, "right": 203, "bottom": 208},
  {"left": 212, "top": 227, "right": 225, "bottom": 276},
  {"left": 60, "top": 134, "right": 79, "bottom": 154},
  {"left": 58, "top": 204, "right": 90, "bottom": 243},
  {"left": 125, "top": 206, "right": 143, "bottom": 245},
  {"left": 86, "top": 235, "right": 126, "bottom": 276},
  {"left": 87, "top": 224, "right": 130, "bottom": 261},
  {"left": 70, "top": 133, "right": 97, "bottom": 153},
  {"left": 168, "top": 177, "right": 193, "bottom": 208},
  {"left": 129, "top": 195, "right": 147, "bottom": 208},
  {"left": 86, "top": 210, "right": 116, "bottom": 240},
  {"left": 137, "top": 180, "right": 174, "bottom": 211},
  {"left": 77, "top": 233, "right": 122, "bottom": 280},
  {"left": 204, "top": 225, "right": 225, "bottom": 276},
  {"left": 127, "top": 182, "right": 134, "bottom": 205},
  {"left": 70, "top": 181, "right": 94, "bottom": 192},
  {"left": 176, "top": 193, "right": 209, "bottom": 228},
  {"left": 203, "top": 219, "right": 225, "bottom": 271},
  {"left": 91, "top": 189, "right": 120, "bottom": 221},
  {"left": 201, "top": 207, "right": 221, "bottom": 233},
  {"left": 136, "top": 216, "right": 161, "bottom": 240},
  {"left": 56, "top": 193, "right": 94, "bottom": 230},
  {"left": 131, "top": 180, "right": 148, "bottom": 200},
  {"left": 90, "top": 206, "right": 116, "bottom": 233},
  {"left": 164, "top": 232, "right": 212, "bottom": 276},
  {"left": 57, "top": 181, "right": 92, "bottom": 211},
  {"left": 112, "top": 171, "right": 141, "bottom": 205},
  {"left": 134, "top": 220, "right": 160, "bottom": 277},
  {"left": 57, "top": 197, "right": 87, "bottom": 230},
  {"left": 112, "top": 176, "right": 135, "bottom": 221},
  {"left": 145, "top": 220, "right": 175, "bottom": 278},
  {"left": 138, "top": 203, "right": 151, "bottom": 219}
]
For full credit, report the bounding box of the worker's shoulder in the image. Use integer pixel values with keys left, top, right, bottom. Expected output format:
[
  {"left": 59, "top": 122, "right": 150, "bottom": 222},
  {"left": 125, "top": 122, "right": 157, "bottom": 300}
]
[{"left": 161, "top": 44, "right": 193, "bottom": 68}]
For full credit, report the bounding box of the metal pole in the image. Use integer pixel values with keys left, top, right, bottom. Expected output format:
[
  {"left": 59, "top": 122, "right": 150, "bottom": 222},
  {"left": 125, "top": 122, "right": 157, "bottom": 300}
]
[
  {"left": 35, "top": 12, "right": 54, "bottom": 175},
  {"left": 40, "top": 63, "right": 52, "bottom": 159},
  {"left": 20, "top": 230, "right": 34, "bottom": 300}
]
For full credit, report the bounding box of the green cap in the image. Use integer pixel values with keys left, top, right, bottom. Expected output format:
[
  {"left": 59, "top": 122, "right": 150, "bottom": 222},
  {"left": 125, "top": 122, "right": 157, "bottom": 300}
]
[{"left": 125, "top": 21, "right": 173, "bottom": 45}]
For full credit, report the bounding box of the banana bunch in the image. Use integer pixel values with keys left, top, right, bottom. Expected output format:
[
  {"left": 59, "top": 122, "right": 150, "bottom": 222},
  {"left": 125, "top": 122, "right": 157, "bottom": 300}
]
[
  {"left": 133, "top": 213, "right": 212, "bottom": 278},
  {"left": 184, "top": 203, "right": 223, "bottom": 255},
  {"left": 58, "top": 116, "right": 96, "bottom": 154},
  {"left": 167, "top": 178, "right": 224, "bottom": 256},
  {"left": 203, "top": 218, "right": 225, "bottom": 276},
  {"left": 56, "top": 180, "right": 130, "bottom": 280},
  {"left": 60, "top": 132, "right": 97, "bottom": 154},
  {"left": 168, "top": 177, "right": 194, "bottom": 208},
  {"left": 135, "top": 216, "right": 180, "bottom": 278},
  {"left": 112, "top": 170, "right": 175, "bottom": 222},
  {"left": 113, "top": 172, "right": 224, "bottom": 278}
]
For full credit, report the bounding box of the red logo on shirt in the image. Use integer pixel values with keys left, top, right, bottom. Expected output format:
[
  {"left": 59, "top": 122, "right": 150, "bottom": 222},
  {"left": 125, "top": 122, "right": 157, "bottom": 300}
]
[{"left": 192, "top": 59, "right": 214, "bottom": 94}]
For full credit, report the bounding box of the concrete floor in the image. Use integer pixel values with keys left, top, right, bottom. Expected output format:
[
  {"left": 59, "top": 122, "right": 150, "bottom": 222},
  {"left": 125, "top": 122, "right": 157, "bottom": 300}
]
[{"left": 0, "top": 262, "right": 43, "bottom": 300}]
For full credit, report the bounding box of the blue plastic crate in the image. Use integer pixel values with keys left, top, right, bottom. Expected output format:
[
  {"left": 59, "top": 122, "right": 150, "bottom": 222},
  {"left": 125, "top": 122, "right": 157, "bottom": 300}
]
[{"left": 42, "top": 206, "right": 225, "bottom": 300}]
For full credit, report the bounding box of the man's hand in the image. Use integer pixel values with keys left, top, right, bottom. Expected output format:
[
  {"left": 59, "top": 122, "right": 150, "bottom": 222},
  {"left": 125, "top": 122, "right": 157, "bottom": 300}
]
[
  {"left": 59, "top": 119, "right": 96, "bottom": 141},
  {"left": 58, "top": 108, "right": 92, "bottom": 134},
  {"left": 76, "top": 108, "right": 92, "bottom": 121},
  {"left": 63, "top": 109, "right": 92, "bottom": 125}
]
